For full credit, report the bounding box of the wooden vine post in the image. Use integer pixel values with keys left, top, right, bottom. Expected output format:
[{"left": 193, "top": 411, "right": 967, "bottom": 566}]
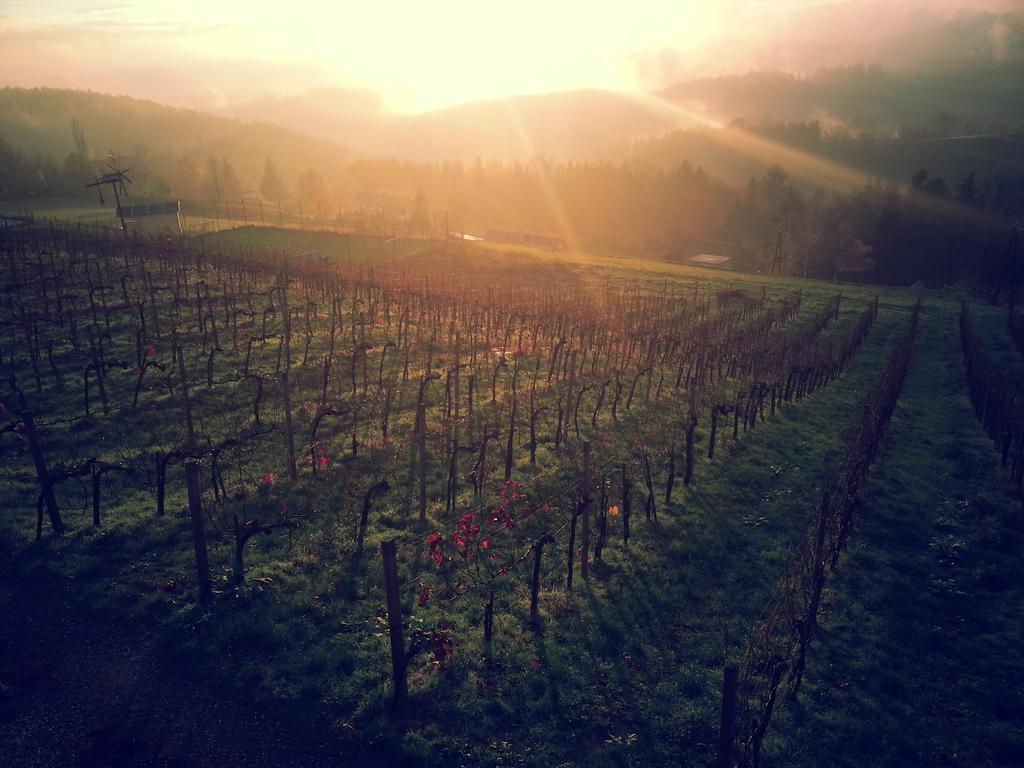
[
  {"left": 417, "top": 397, "right": 428, "bottom": 524},
  {"left": 581, "top": 441, "right": 592, "bottom": 581},
  {"left": 483, "top": 590, "right": 494, "bottom": 658},
  {"left": 708, "top": 406, "right": 719, "bottom": 459},
  {"left": 621, "top": 463, "right": 631, "bottom": 546},
  {"left": 380, "top": 539, "right": 407, "bottom": 709},
  {"left": 279, "top": 281, "right": 298, "bottom": 481}
]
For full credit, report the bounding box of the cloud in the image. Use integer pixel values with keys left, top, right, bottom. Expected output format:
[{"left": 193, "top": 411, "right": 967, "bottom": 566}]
[
  {"left": 632, "top": 2, "right": 1024, "bottom": 89},
  {"left": 1, "top": 0, "right": 1021, "bottom": 116},
  {"left": 0, "top": 26, "right": 335, "bottom": 110}
]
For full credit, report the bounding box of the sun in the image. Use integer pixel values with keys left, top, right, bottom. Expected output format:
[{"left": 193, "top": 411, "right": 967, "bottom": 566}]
[
  {"left": 4, "top": 0, "right": 735, "bottom": 112},
  {"left": 174, "top": 0, "right": 725, "bottom": 112}
]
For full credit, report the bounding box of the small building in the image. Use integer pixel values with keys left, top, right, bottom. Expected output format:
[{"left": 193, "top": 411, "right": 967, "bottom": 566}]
[
  {"left": 666, "top": 243, "right": 737, "bottom": 270},
  {"left": 117, "top": 201, "right": 182, "bottom": 235},
  {"left": 485, "top": 228, "right": 567, "bottom": 251},
  {"left": 300, "top": 250, "right": 329, "bottom": 263},
  {"left": 687, "top": 253, "right": 733, "bottom": 269}
]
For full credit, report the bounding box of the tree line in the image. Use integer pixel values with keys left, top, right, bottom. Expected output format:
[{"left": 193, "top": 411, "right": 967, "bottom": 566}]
[{"left": 2, "top": 116, "right": 1022, "bottom": 287}]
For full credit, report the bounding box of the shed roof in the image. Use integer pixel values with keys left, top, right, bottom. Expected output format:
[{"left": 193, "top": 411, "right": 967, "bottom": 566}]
[{"left": 688, "top": 253, "right": 732, "bottom": 266}]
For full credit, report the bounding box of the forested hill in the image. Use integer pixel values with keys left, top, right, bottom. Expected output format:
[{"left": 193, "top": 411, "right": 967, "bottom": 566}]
[
  {"left": 661, "top": 63, "right": 1024, "bottom": 134},
  {"left": 0, "top": 87, "right": 351, "bottom": 193},
  {"left": 4, "top": 67, "right": 1024, "bottom": 197},
  {"left": 218, "top": 63, "right": 1024, "bottom": 165},
  {"left": 629, "top": 122, "right": 1024, "bottom": 191},
  {"left": 2, "top": 86, "right": 1023, "bottom": 288}
]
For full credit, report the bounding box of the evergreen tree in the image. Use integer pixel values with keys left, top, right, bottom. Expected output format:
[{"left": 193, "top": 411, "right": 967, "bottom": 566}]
[
  {"left": 956, "top": 171, "right": 979, "bottom": 205},
  {"left": 62, "top": 117, "right": 94, "bottom": 193},
  {"left": 206, "top": 155, "right": 221, "bottom": 200},
  {"left": 220, "top": 158, "right": 242, "bottom": 200},
  {"left": 260, "top": 158, "right": 286, "bottom": 202}
]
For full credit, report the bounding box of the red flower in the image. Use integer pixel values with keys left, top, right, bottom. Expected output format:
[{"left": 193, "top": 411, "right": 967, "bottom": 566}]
[
  {"left": 427, "top": 532, "right": 445, "bottom": 565},
  {"left": 481, "top": 539, "right": 491, "bottom": 549},
  {"left": 432, "top": 636, "right": 453, "bottom": 667},
  {"left": 146, "top": 346, "right": 157, "bottom": 357},
  {"left": 418, "top": 585, "right": 432, "bottom": 607}
]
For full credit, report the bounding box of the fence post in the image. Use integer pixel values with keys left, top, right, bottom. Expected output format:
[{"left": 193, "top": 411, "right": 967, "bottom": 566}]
[
  {"left": 381, "top": 539, "right": 407, "bottom": 709},
  {"left": 621, "top": 462, "right": 631, "bottom": 546},
  {"left": 184, "top": 459, "right": 212, "bottom": 603},
  {"left": 483, "top": 589, "right": 494, "bottom": 654},
  {"left": 708, "top": 407, "right": 719, "bottom": 459},
  {"left": 417, "top": 398, "right": 428, "bottom": 524},
  {"left": 581, "top": 441, "right": 591, "bottom": 581},
  {"left": 718, "top": 665, "right": 738, "bottom": 768}
]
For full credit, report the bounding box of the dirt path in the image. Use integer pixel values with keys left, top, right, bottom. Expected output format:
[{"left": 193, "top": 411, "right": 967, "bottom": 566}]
[{"left": 0, "top": 566, "right": 389, "bottom": 768}]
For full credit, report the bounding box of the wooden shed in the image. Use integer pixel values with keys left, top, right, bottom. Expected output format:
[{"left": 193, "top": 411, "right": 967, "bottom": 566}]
[{"left": 118, "top": 201, "right": 183, "bottom": 235}]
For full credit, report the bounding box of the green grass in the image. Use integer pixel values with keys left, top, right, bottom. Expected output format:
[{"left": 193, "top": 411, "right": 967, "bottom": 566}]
[
  {"left": 204, "top": 225, "right": 435, "bottom": 261},
  {"left": 765, "top": 304, "right": 1024, "bottom": 768},
  {"left": 1, "top": 223, "right": 1019, "bottom": 766},
  {"left": 965, "top": 301, "right": 1024, "bottom": 382},
  {"left": 0, "top": 195, "right": 116, "bottom": 224}
]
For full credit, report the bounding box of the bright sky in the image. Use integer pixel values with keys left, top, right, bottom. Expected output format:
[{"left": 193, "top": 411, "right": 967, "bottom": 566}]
[{"left": 0, "top": 0, "right": 1015, "bottom": 112}]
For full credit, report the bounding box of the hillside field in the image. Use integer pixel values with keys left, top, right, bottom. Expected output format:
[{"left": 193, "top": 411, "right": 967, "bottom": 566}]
[{"left": 1, "top": 224, "right": 1021, "bottom": 768}]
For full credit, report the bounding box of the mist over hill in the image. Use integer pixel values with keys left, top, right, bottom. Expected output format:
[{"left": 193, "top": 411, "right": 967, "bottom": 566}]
[
  {"left": 215, "top": 62, "right": 1024, "bottom": 164},
  {"left": 660, "top": 62, "right": 1024, "bottom": 134},
  {"left": 2, "top": 39, "right": 1022, "bottom": 287},
  {"left": 1, "top": 6, "right": 1022, "bottom": 170},
  {"left": 3, "top": 63, "right": 1021, "bottom": 201},
  {"left": 221, "top": 88, "right": 683, "bottom": 162},
  {"left": 0, "top": 87, "right": 352, "bottom": 196}
]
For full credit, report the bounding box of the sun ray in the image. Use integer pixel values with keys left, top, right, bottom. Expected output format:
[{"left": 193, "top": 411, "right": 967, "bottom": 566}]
[
  {"left": 500, "top": 99, "right": 583, "bottom": 253},
  {"left": 622, "top": 90, "right": 1005, "bottom": 232}
]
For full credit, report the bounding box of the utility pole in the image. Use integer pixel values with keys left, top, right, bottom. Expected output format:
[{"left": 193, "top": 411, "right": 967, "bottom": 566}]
[
  {"left": 85, "top": 158, "right": 133, "bottom": 235},
  {"left": 769, "top": 230, "right": 783, "bottom": 276}
]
